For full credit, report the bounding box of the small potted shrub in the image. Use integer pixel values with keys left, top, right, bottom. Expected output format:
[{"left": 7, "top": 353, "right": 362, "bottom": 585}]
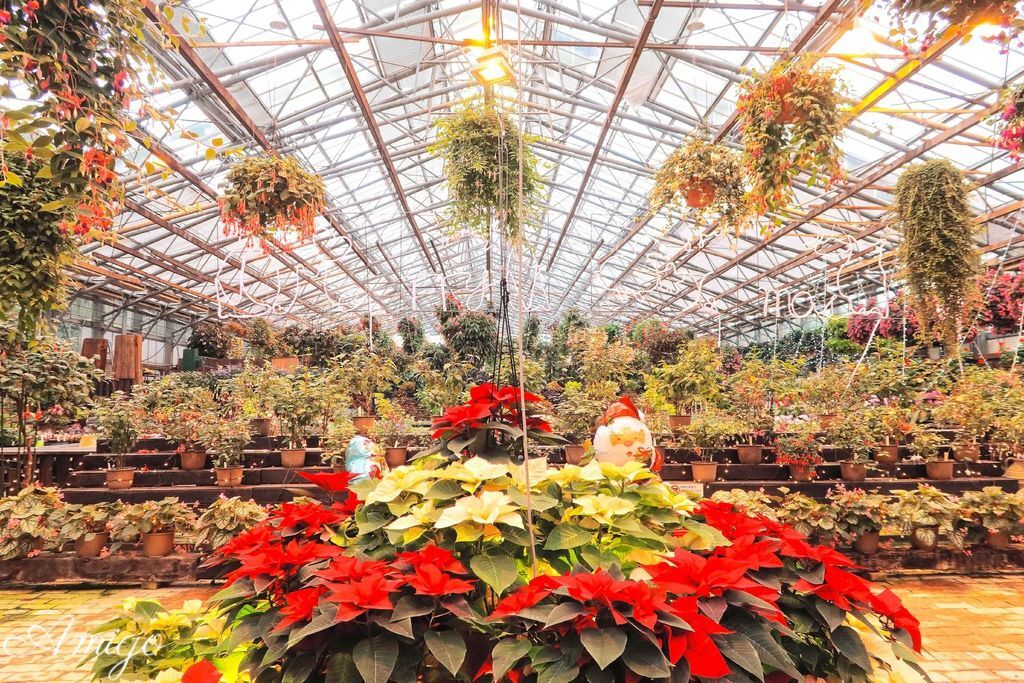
[
  {"left": 957, "top": 486, "right": 1024, "bottom": 549},
  {"left": 60, "top": 502, "right": 122, "bottom": 558},
  {"left": 932, "top": 369, "right": 1011, "bottom": 461},
  {"left": 727, "top": 357, "right": 800, "bottom": 463},
  {"left": 113, "top": 498, "right": 195, "bottom": 558},
  {"left": 556, "top": 381, "right": 605, "bottom": 464},
  {"left": 415, "top": 361, "right": 469, "bottom": 419},
  {"left": 227, "top": 361, "right": 288, "bottom": 437},
  {"left": 369, "top": 395, "right": 414, "bottom": 468},
  {"left": 893, "top": 485, "right": 957, "bottom": 551},
  {"left": 199, "top": 415, "right": 251, "bottom": 487},
  {"left": 272, "top": 371, "right": 319, "bottom": 468},
  {"left": 194, "top": 497, "right": 267, "bottom": 551},
  {"left": 680, "top": 413, "right": 746, "bottom": 482},
  {"left": 774, "top": 424, "right": 822, "bottom": 481},
  {"left": 829, "top": 487, "right": 892, "bottom": 554},
  {"left": 797, "top": 364, "right": 860, "bottom": 429},
  {"left": 340, "top": 351, "right": 398, "bottom": 433},
  {"left": 0, "top": 486, "right": 64, "bottom": 560},
  {"left": 777, "top": 490, "right": 839, "bottom": 545},
  {"left": 93, "top": 392, "right": 141, "bottom": 490},
  {"left": 908, "top": 429, "right": 953, "bottom": 480},
  {"left": 158, "top": 387, "right": 217, "bottom": 471},
  {"left": 864, "top": 403, "right": 912, "bottom": 465},
  {"left": 825, "top": 412, "right": 875, "bottom": 482},
  {"left": 653, "top": 338, "right": 722, "bottom": 431}
]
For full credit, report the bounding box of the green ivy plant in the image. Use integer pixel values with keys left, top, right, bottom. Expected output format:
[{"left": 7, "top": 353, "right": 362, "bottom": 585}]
[
  {"left": 893, "top": 159, "right": 981, "bottom": 350},
  {"left": 429, "top": 103, "right": 542, "bottom": 241}
]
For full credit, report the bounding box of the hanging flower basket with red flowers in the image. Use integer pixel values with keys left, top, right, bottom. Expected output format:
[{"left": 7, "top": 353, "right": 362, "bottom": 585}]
[
  {"left": 887, "top": 0, "right": 1021, "bottom": 51},
  {"left": 219, "top": 155, "right": 326, "bottom": 251},
  {"left": 737, "top": 57, "right": 844, "bottom": 222},
  {"left": 648, "top": 131, "right": 752, "bottom": 235},
  {"left": 996, "top": 81, "right": 1024, "bottom": 158},
  {"left": 423, "top": 382, "right": 566, "bottom": 461}
]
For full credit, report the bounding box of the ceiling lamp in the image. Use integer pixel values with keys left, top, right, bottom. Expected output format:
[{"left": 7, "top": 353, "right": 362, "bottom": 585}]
[{"left": 470, "top": 47, "right": 516, "bottom": 86}]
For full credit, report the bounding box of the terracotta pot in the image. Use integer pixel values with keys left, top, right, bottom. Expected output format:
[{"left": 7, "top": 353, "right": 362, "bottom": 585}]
[
  {"left": 669, "top": 414, "right": 692, "bottom": 432},
  {"left": 986, "top": 530, "right": 1011, "bottom": 549},
  {"left": 736, "top": 444, "right": 763, "bottom": 464},
  {"left": 788, "top": 464, "right": 816, "bottom": 482},
  {"left": 684, "top": 178, "right": 715, "bottom": 208},
  {"left": 840, "top": 461, "right": 868, "bottom": 482},
  {"left": 853, "top": 531, "right": 880, "bottom": 555},
  {"left": 105, "top": 468, "right": 135, "bottom": 490},
  {"left": 280, "top": 448, "right": 307, "bottom": 468},
  {"left": 953, "top": 443, "right": 981, "bottom": 462},
  {"left": 179, "top": 450, "right": 207, "bottom": 471},
  {"left": 564, "top": 445, "right": 586, "bottom": 465},
  {"left": 816, "top": 413, "right": 838, "bottom": 430},
  {"left": 250, "top": 418, "right": 272, "bottom": 437},
  {"left": 215, "top": 466, "right": 244, "bottom": 487},
  {"left": 910, "top": 525, "right": 939, "bottom": 551},
  {"left": 875, "top": 444, "right": 900, "bottom": 465},
  {"left": 353, "top": 415, "right": 376, "bottom": 434},
  {"left": 385, "top": 447, "right": 408, "bottom": 468},
  {"left": 925, "top": 460, "right": 954, "bottom": 480},
  {"left": 141, "top": 531, "right": 175, "bottom": 558},
  {"left": 75, "top": 532, "right": 110, "bottom": 558},
  {"left": 690, "top": 462, "right": 718, "bottom": 483}
]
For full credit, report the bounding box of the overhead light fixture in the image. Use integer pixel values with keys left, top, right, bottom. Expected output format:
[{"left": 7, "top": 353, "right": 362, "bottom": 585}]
[{"left": 470, "top": 47, "right": 516, "bottom": 86}]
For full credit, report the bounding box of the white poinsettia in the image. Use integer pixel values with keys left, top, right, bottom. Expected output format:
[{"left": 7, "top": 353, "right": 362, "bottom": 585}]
[
  {"left": 434, "top": 490, "right": 524, "bottom": 542},
  {"left": 435, "top": 456, "right": 510, "bottom": 488},
  {"left": 569, "top": 494, "right": 637, "bottom": 525},
  {"left": 363, "top": 468, "right": 437, "bottom": 504},
  {"left": 535, "top": 464, "right": 584, "bottom": 488},
  {"left": 509, "top": 457, "right": 554, "bottom": 486},
  {"left": 385, "top": 500, "right": 439, "bottom": 531}
]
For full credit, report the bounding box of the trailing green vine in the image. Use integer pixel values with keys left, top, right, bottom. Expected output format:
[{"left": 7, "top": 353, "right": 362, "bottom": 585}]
[
  {"left": 648, "top": 131, "right": 752, "bottom": 235},
  {"left": 429, "top": 102, "right": 542, "bottom": 242},
  {"left": 736, "top": 57, "right": 844, "bottom": 223},
  {"left": 892, "top": 159, "right": 982, "bottom": 351}
]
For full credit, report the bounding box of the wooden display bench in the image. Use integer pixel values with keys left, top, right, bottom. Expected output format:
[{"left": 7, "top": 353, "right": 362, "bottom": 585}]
[
  {"left": 0, "top": 552, "right": 200, "bottom": 588},
  {"left": 850, "top": 544, "right": 1024, "bottom": 579}
]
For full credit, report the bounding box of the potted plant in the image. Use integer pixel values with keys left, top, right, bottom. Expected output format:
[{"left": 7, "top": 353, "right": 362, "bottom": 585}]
[
  {"left": 776, "top": 489, "right": 840, "bottom": 545},
  {"left": 864, "top": 403, "right": 913, "bottom": 465},
  {"left": 828, "top": 488, "right": 892, "bottom": 554},
  {"left": 773, "top": 423, "right": 822, "bottom": 481},
  {"left": 997, "top": 81, "right": 1024, "bottom": 160},
  {"left": 932, "top": 368, "right": 1013, "bottom": 460},
  {"left": 797, "top": 363, "right": 862, "bottom": 429},
  {"left": 824, "top": 411, "right": 875, "bottom": 482},
  {"left": 888, "top": 0, "right": 1021, "bottom": 50},
  {"left": 648, "top": 131, "right": 751, "bottom": 234},
  {"left": 956, "top": 486, "right": 1024, "bottom": 549},
  {"left": 92, "top": 392, "right": 141, "bottom": 490},
  {"left": 219, "top": 155, "right": 326, "bottom": 250},
  {"left": 680, "top": 413, "right": 746, "bottom": 482},
  {"left": 369, "top": 395, "right": 414, "bottom": 468},
  {"left": 156, "top": 386, "right": 217, "bottom": 470},
  {"left": 321, "top": 417, "right": 357, "bottom": 472},
  {"left": 726, "top": 358, "right": 791, "bottom": 463},
  {"left": 226, "top": 360, "right": 289, "bottom": 437},
  {"left": 556, "top": 381, "right": 606, "bottom": 464},
  {"left": 0, "top": 486, "right": 64, "bottom": 560},
  {"left": 194, "top": 497, "right": 267, "bottom": 551},
  {"left": 653, "top": 338, "right": 723, "bottom": 431},
  {"left": 198, "top": 414, "right": 251, "bottom": 487},
  {"left": 736, "top": 56, "right": 844, "bottom": 219},
  {"left": 428, "top": 102, "right": 543, "bottom": 242},
  {"left": 113, "top": 498, "right": 195, "bottom": 558},
  {"left": 340, "top": 351, "right": 398, "bottom": 433},
  {"left": 59, "top": 502, "right": 122, "bottom": 558},
  {"left": 892, "top": 485, "right": 957, "bottom": 551},
  {"left": 272, "top": 370, "right": 320, "bottom": 468},
  {"left": 893, "top": 159, "right": 981, "bottom": 352},
  {"left": 907, "top": 429, "right": 953, "bottom": 480}
]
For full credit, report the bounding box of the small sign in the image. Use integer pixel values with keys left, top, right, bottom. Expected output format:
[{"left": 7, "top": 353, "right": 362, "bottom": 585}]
[{"left": 668, "top": 481, "right": 705, "bottom": 497}]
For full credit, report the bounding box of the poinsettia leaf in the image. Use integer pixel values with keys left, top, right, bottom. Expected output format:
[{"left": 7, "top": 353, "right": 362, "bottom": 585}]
[
  {"left": 544, "top": 523, "right": 593, "bottom": 550},
  {"left": 353, "top": 635, "right": 399, "bottom": 683},
  {"left": 324, "top": 652, "right": 360, "bottom": 683},
  {"left": 491, "top": 638, "right": 531, "bottom": 680},
  {"left": 287, "top": 602, "right": 339, "bottom": 647},
  {"left": 282, "top": 652, "right": 317, "bottom": 683},
  {"left": 425, "top": 479, "right": 465, "bottom": 500},
  {"left": 545, "top": 602, "right": 586, "bottom": 627},
  {"left": 832, "top": 625, "right": 872, "bottom": 673},
  {"left": 390, "top": 595, "right": 435, "bottom": 621},
  {"left": 621, "top": 633, "right": 671, "bottom": 679},
  {"left": 714, "top": 632, "right": 764, "bottom": 681},
  {"left": 722, "top": 612, "right": 800, "bottom": 680},
  {"left": 470, "top": 551, "right": 519, "bottom": 595},
  {"left": 425, "top": 630, "right": 466, "bottom": 676},
  {"left": 580, "top": 628, "right": 627, "bottom": 671},
  {"left": 814, "top": 598, "right": 845, "bottom": 632},
  {"left": 371, "top": 613, "right": 413, "bottom": 639}
]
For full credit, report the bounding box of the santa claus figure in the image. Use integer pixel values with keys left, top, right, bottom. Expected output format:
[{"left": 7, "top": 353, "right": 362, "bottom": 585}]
[{"left": 592, "top": 396, "right": 661, "bottom": 471}]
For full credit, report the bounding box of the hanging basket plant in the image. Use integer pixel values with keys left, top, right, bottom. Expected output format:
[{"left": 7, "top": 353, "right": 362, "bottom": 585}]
[
  {"left": 219, "top": 155, "right": 326, "bottom": 250},
  {"left": 996, "top": 81, "right": 1024, "bottom": 158},
  {"left": 648, "top": 132, "right": 752, "bottom": 234},
  {"left": 428, "top": 103, "right": 542, "bottom": 242},
  {"left": 893, "top": 159, "right": 982, "bottom": 350},
  {"left": 0, "top": 0, "right": 168, "bottom": 239},
  {"left": 887, "top": 0, "right": 1021, "bottom": 51},
  {"left": 737, "top": 57, "right": 844, "bottom": 222}
]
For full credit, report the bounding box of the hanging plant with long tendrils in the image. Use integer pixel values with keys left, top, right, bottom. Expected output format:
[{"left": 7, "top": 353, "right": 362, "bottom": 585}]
[
  {"left": 886, "top": 0, "right": 1021, "bottom": 51},
  {"left": 218, "top": 155, "right": 326, "bottom": 251},
  {"left": 737, "top": 57, "right": 844, "bottom": 223},
  {"left": 648, "top": 130, "right": 752, "bottom": 235},
  {"left": 429, "top": 102, "right": 542, "bottom": 242},
  {"left": 893, "top": 159, "right": 982, "bottom": 352}
]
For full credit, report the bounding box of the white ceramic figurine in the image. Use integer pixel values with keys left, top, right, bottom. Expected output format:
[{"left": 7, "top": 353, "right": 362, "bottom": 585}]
[{"left": 592, "top": 396, "right": 660, "bottom": 470}]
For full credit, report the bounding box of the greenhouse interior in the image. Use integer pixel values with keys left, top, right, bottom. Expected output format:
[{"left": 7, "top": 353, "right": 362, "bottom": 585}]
[{"left": 4, "top": 0, "right": 1024, "bottom": 680}]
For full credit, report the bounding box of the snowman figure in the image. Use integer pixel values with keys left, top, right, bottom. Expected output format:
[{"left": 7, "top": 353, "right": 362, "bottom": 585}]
[
  {"left": 345, "top": 433, "right": 384, "bottom": 481},
  {"left": 592, "top": 396, "right": 660, "bottom": 470}
]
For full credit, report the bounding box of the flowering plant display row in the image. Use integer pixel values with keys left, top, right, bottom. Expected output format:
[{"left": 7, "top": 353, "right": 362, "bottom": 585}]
[{"left": 88, "top": 462, "right": 926, "bottom": 683}]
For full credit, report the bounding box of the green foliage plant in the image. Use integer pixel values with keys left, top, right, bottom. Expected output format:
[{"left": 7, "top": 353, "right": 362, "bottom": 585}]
[
  {"left": 92, "top": 392, "right": 142, "bottom": 470},
  {"left": 194, "top": 497, "right": 267, "bottom": 550},
  {"left": 0, "top": 485, "right": 64, "bottom": 560},
  {"left": 653, "top": 338, "right": 723, "bottom": 415}
]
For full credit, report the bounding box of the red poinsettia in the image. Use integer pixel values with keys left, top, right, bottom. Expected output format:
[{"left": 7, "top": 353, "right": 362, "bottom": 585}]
[{"left": 182, "top": 660, "right": 222, "bottom": 683}]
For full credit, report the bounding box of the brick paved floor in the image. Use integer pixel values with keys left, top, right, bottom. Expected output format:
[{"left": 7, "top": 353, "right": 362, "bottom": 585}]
[{"left": 0, "top": 577, "right": 1020, "bottom": 681}]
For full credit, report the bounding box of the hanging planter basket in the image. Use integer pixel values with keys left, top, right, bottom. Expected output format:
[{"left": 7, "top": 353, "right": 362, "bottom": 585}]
[
  {"left": 736, "top": 57, "right": 844, "bottom": 221},
  {"left": 219, "top": 156, "right": 326, "bottom": 251},
  {"left": 428, "top": 102, "right": 543, "bottom": 242},
  {"left": 648, "top": 132, "right": 751, "bottom": 234},
  {"left": 887, "top": 0, "right": 1021, "bottom": 50},
  {"left": 996, "top": 82, "right": 1024, "bottom": 159}
]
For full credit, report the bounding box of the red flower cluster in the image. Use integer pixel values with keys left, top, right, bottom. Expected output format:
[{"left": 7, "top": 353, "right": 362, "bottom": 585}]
[{"left": 431, "top": 382, "right": 552, "bottom": 440}]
